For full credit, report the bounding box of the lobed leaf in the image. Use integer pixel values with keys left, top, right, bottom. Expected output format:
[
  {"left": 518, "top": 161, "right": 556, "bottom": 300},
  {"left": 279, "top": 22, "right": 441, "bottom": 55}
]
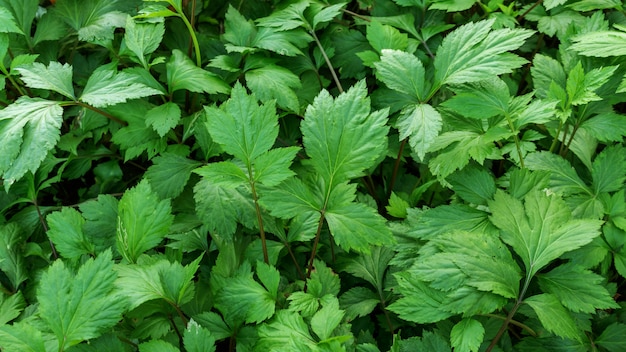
[
  {"left": 80, "top": 65, "right": 162, "bottom": 107},
  {"left": 166, "top": 50, "right": 230, "bottom": 95},
  {"left": 396, "top": 103, "right": 442, "bottom": 160},
  {"left": 16, "top": 62, "right": 75, "bottom": 100}
]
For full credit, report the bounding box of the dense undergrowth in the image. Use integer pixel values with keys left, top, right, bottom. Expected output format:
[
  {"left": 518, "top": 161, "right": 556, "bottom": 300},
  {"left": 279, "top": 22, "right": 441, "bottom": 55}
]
[{"left": 0, "top": 0, "right": 625, "bottom": 351}]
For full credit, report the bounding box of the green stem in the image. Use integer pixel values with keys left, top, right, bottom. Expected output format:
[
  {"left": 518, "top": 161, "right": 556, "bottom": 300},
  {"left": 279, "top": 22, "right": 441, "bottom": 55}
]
[
  {"left": 309, "top": 29, "right": 343, "bottom": 93},
  {"left": 517, "top": 0, "right": 543, "bottom": 22},
  {"left": 484, "top": 314, "right": 537, "bottom": 336},
  {"left": 0, "top": 65, "right": 27, "bottom": 97},
  {"left": 304, "top": 209, "right": 326, "bottom": 291},
  {"left": 388, "top": 138, "right": 407, "bottom": 199},
  {"left": 486, "top": 275, "right": 533, "bottom": 352},
  {"left": 505, "top": 113, "right": 525, "bottom": 168},
  {"left": 176, "top": 9, "right": 201, "bottom": 66},
  {"left": 70, "top": 101, "right": 127, "bottom": 126},
  {"left": 247, "top": 164, "right": 269, "bottom": 264},
  {"left": 549, "top": 120, "right": 563, "bottom": 153}
]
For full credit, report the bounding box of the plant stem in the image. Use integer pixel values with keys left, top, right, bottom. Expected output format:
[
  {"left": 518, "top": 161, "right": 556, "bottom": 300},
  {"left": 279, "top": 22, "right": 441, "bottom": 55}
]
[
  {"left": 0, "top": 65, "right": 27, "bottom": 97},
  {"left": 549, "top": 120, "right": 563, "bottom": 153},
  {"left": 304, "top": 210, "right": 326, "bottom": 291},
  {"left": 486, "top": 275, "right": 532, "bottom": 352},
  {"left": 71, "top": 102, "right": 128, "bottom": 126},
  {"left": 309, "top": 29, "right": 343, "bottom": 93},
  {"left": 249, "top": 178, "right": 269, "bottom": 264},
  {"left": 484, "top": 314, "right": 537, "bottom": 336},
  {"left": 505, "top": 113, "right": 525, "bottom": 168},
  {"left": 285, "top": 241, "right": 306, "bottom": 280},
  {"left": 176, "top": 8, "right": 202, "bottom": 67},
  {"left": 517, "top": 0, "right": 544, "bottom": 22},
  {"left": 35, "top": 198, "right": 58, "bottom": 260}
]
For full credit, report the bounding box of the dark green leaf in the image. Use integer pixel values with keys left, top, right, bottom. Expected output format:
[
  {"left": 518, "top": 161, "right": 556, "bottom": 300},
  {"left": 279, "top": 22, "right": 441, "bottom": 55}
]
[
  {"left": 46, "top": 207, "right": 95, "bottom": 259},
  {"left": 524, "top": 293, "right": 581, "bottom": 341},
  {"left": 145, "top": 153, "right": 202, "bottom": 199}
]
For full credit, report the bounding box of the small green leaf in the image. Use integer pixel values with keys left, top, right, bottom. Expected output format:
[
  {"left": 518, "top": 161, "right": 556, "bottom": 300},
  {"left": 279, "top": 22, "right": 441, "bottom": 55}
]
[
  {"left": 166, "top": 50, "right": 230, "bottom": 94},
  {"left": 340, "top": 246, "right": 395, "bottom": 290},
  {"left": 223, "top": 5, "right": 256, "bottom": 48},
  {"left": 387, "top": 272, "right": 453, "bottom": 324},
  {"left": 215, "top": 274, "right": 276, "bottom": 324},
  {"left": 386, "top": 192, "right": 410, "bottom": 218},
  {"left": 145, "top": 102, "right": 182, "bottom": 137},
  {"left": 367, "top": 21, "right": 409, "bottom": 52},
  {"left": 592, "top": 145, "right": 626, "bottom": 194},
  {"left": 257, "top": 310, "right": 316, "bottom": 351},
  {"left": 46, "top": 207, "right": 95, "bottom": 259},
  {"left": 525, "top": 151, "right": 591, "bottom": 196},
  {"left": 450, "top": 318, "right": 485, "bottom": 352},
  {"left": 204, "top": 82, "right": 278, "bottom": 164},
  {"left": 80, "top": 65, "right": 162, "bottom": 107},
  {"left": 124, "top": 16, "right": 165, "bottom": 66},
  {"left": 571, "top": 30, "right": 626, "bottom": 57},
  {"left": 311, "top": 2, "right": 345, "bottom": 30},
  {"left": 325, "top": 202, "right": 395, "bottom": 253},
  {"left": 0, "top": 224, "right": 28, "bottom": 291},
  {"left": 0, "top": 7, "right": 23, "bottom": 34},
  {"left": 311, "top": 298, "right": 344, "bottom": 340},
  {"left": 253, "top": 147, "right": 300, "bottom": 186},
  {"left": 375, "top": 49, "right": 426, "bottom": 101},
  {"left": 0, "top": 97, "right": 63, "bottom": 190},
  {"left": 38, "top": 250, "right": 126, "bottom": 350},
  {"left": 397, "top": 103, "right": 442, "bottom": 160},
  {"left": 245, "top": 65, "right": 302, "bottom": 112},
  {"left": 15, "top": 62, "right": 75, "bottom": 100},
  {"left": 259, "top": 177, "right": 321, "bottom": 219},
  {"left": 184, "top": 319, "right": 216, "bottom": 352},
  {"left": 524, "top": 293, "right": 581, "bottom": 341},
  {"left": 596, "top": 323, "right": 626, "bottom": 352},
  {"left": 447, "top": 165, "right": 496, "bottom": 205},
  {"left": 0, "top": 322, "right": 46, "bottom": 352},
  {"left": 145, "top": 153, "right": 202, "bottom": 199},
  {"left": 339, "top": 287, "right": 379, "bottom": 321},
  {"left": 441, "top": 78, "right": 510, "bottom": 119},
  {"left": 117, "top": 179, "right": 174, "bottom": 263},
  {"left": 194, "top": 161, "right": 248, "bottom": 188},
  {"left": 0, "top": 292, "right": 25, "bottom": 325}
]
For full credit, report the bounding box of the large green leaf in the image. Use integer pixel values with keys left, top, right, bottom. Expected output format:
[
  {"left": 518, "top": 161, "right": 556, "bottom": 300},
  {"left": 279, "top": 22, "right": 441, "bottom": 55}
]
[
  {"left": 256, "top": 310, "right": 316, "bottom": 351},
  {"left": 50, "top": 0, "right": 129, "bottom": 42},
  {"left": 387, "top": 272, "right": 453, "bottom": 324},
  {"left": 15, "top": 62, "right": 75, "bottom": 100},
  {"left": 570, "top": 30, "right": 626, "bottom": 57},
  {"left": 80, "top": 65, "right": 162, "bottom": 107},
  {"left": 166, "top": 50, "right": 230, "bottom": 94},
  {"left": 433, "top": 18, "right": 533, "bottom": 86},
  {"left": 596, "top": 323, "right": 626, "bottom": 352},
  {"left": 0, "top": 6, "right": 23, "bottom": 34},
  {"left": 525, "top": 151, "right": 591, "bottom": 196},
  {"left": 124, "top": 15, "right": 164, "bottom": 67},
  {"left": 310, "top": 298, "right": 345, "bottom": 341},
  {"left": 0, "top": 322, "right": 46, "bottom": 352},
  {"left": 184, "top": 320, "right": 216, "bottom": 352},
  {"left": 116, "top": 179, "right": 174, "bottom": 263},
  {"left": 441, "top": 78, "right": 510, "bottom": 119},
  {"left": 0, "top": 224, "right": 27, "bottom": 291},
  {"left": 38, "top": 250, "right": 126, "bottom": 350},
  {"left": 489, "top": 190, "right": 603, "bottom": 277},
  {"left": 0, "top": 97, "right": 63, "bottom": 190},
  {"left": 245, "top": 64, "right": 302, "bottom": 112},
  {"left": 340, "top": 246, "right": 395, "bottom": 291},
  {"left": 145, "top": 102, "right": 182, "bottom": 137},
  {"left": 302, "top": 80, "right": 389, "bottom": 187},
  {"left": 591, "top": 145, "right": 626, "bottom": 194}
]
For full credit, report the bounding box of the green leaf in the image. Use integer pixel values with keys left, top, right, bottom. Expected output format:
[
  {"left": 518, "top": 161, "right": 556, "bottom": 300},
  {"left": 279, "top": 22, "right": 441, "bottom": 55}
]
[
  {"left": 253, "top": 147, "right": 300, "bottom": 186},
  {"left": 340, "top": 246, "right": 395, "bottom": 290},
  {"left": 245, "top": 65, "right": 302, "bottom": 112},
  {"left": 570, "top": 30, "right": 626, "bottom": 57},
  {"left": 38, "top": 249, "right": 126, "bottom": 350},
  {"left": 215, "top": 274, "right": 276, "bottom": 323},
  {"left": 311, "top": 298, "right": 344, "bottom": 340},
  {"left": 525, "top": 152, "right": 591, "bottom": 196},
  {"left": 403, "top": 204, "right": 493, "bottom": 241},
  {"left": 537, "top": 263, "right": 619, "bottom": 313},
  {"left": 566, "top": 62, "right": 617, "bottom": 106},
  {"left": 46, "top": 207, "right": 95, "bottom": 259},
  {"left": 194, "top": 161, "right": 248, "bottom": 188},
  {"left": 0, "top": 7, "right": 23, "bottom": 34},
  {"left": 184, "top": 319, "right": 216, "bottom": 352},
  {"left": 116, "top": 255, "right": 201, "bottom": 309},
  {"left": 15, "top": 62, "right": 75, "bottom": 100},
  {"left": 447, "top": 165, "right": 496, "bottom": 205},
  {"left": 204, "top": 82, "right": 278, "bottom": 164},
  {"left": 145, "top": 102, "right": 182, "bottom": 137},
  {"left": 109, "top": 101, "right": 165, "bottom": 160},
  {"left": 311, "top": 2, "right": 345, "bottom": 30},
  {"left": 117, "top": 179, "right": 174, "bottom": 263},
  {"left": 138, "top": 340, "right": 180, "bottom": 352},
  {"left": 387, "top": 272, "right": 453, "bottom": 324},
  {"left": 0, "top": 223, "right": 28, "bottom": 291},
  {"left": 397, "top": 103, "right": 442, "bottom": 160},
  {"left": 255, "top": 1, "right": 308, "bottom": 31},
  {"left": 288, "top": 291, "right": 321, "bottom": 317},
  {"left": 580, "top": 112, "right": 626, "bottom": 142},
  {"left": 223, "top": 5, "right": 255, "bottom": 48},
  {"left": 386, "top": 192, "right": 410, "bottom": 218},
  {"left": 0, "top": 292, "right": 24, "bottom": 325},
  {"left": 367, "top": 21, "right": 409, "bottom": 52},
  {"left": 375, "top": 50, "right": 425, "bottom": 100},
  {"left": 0, "top": 97, "right": 63, "bottom": 190},
  {"left": 489, "top": 190, "right": 603, "bottom": 277},
  {"left": 596, "top": 323, "right": 626, "bottom": 352},
  {"left": 145, "top": 153, "right": 202, "bottom": 199},
  {"left": 450, "top": 318, "right": 485, "bottom": 352},
  {"left": 166, "top": 50, "right": 230, "bottom": 94},
  {"left": 51, "top": 0, "right": 127, "bottom": 42},
  {"left": 80, "top": 65, "right": 162, "bottom": 107},
  {"left": 431, "top": 0, "right": 477, "bottom": 11},
  {"left": 0, "top": 322, "right": 46, "bottom": 352},
  {"left": 257, "top": 310, "right": 316, "bottom": 351},
  {"left": 259, "top": 177, "right": 321, "bottom": 218},
  {"left": 524, "top": 293, "right": 581, "bottom": 341},
  {"left": 302, "top": 80, "right": 389, "bottom": 186},
  {"left": 325, "top": 202, "right": 394, "bottom": 253},
  {"left": 339, "top": 287, "right": 379, "bottom": 321},
  {"left": 441, "top": 78, "right": 510, "bottom": 119},
  {"left": 78, "top": 194, "right": 119, "bottom": 252},
  {"left": 434, "top": 19, "right": 533, "bottom": 85},
  {"left": 592, "top": 145, "right": 626, "bottom": 194},
  {"left": 193, "top": 182, "right": 246, "bottom": 240},
  {"left": 124, "top": 16, "right": 165, "bottom": 66}
]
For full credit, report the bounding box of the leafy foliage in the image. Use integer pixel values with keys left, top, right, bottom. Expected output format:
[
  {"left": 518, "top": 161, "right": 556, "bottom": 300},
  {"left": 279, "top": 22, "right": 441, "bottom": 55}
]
[{"left": 0, "top": 0, "right": 624, "bottom": 351}]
